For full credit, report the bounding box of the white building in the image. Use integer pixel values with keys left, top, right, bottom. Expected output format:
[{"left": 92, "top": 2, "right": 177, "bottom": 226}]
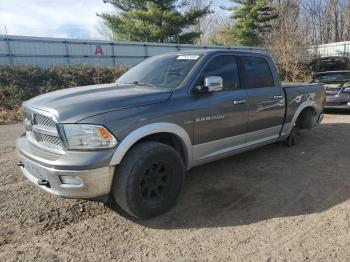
[{"left": 310, "top": 41, "right": 350, "bottom": 57}]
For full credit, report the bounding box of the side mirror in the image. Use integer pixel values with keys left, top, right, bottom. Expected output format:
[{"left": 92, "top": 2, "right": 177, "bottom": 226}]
[
  {"left": 192, "top": 76, "right": 223, "bottom": 94},
  {"left": 205, "top": 76, "right": 223, "bottom": 92}
]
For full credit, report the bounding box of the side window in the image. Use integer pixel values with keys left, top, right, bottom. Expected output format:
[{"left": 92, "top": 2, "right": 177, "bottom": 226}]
[
  {"left": 198, "top": 55, "right": 240, "bottom": 90},
  {"left": 240, "top": 56, "right": 274, "bottom": 88}
]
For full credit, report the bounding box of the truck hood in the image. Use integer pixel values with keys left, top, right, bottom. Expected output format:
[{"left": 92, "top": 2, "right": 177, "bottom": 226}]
[{"left": 23, "top": 83, "right": 172, "bottom": 123}]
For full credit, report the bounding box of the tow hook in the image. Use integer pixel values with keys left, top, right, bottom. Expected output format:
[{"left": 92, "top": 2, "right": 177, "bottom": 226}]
[
  {"left": 38, "top": 180, "right": 51, "bottom": 188},
  {"left": 18, "top": 162, "right": 24, "bottom": 167}
]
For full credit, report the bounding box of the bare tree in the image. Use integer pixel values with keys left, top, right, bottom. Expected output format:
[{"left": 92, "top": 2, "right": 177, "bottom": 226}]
[
  {"left": 205, "top": 15, "right": 235, "bottom": 45},
  {"left": 95, "top": 21, "right": 116, "bottom": 41},
  {"left": 262, "top": 0, "right": 312, "bottom": 81},
  {"left": 301, "top": 0, "right": 350, "bottom": 44},
  {"left": 184, "top": 0, "right": 214, "bottom": 44},
  {"left": 261, "top": 0, "right": 350, "bottom": 81}
]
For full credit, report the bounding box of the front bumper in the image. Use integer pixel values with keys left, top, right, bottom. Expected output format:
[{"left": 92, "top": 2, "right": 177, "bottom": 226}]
[
  {"left": 317, "top": 112, "right": 324, "bottom": 125},
  {"left": 325, "top": 94, "right": 350, "bottom": 109},
  {"left": 16, "top": 135, "right": 115, "bottom": 199}
]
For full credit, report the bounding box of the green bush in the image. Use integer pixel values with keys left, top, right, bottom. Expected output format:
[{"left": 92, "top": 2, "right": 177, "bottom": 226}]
[{"left": 0, "top": 65, "right": 128, "bottom": 110}]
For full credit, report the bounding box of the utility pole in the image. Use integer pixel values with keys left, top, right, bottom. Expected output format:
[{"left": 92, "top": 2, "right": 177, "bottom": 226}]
[
  {"left": 177, "top": 34, "right": 180, "bottom": 51},
  {"left": 4, "top": 25, "right": 14, "bottom": 65}
]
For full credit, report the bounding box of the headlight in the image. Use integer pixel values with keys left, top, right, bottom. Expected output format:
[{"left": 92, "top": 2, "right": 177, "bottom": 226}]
[
  {"left": 62, "top": 124, "right": 117, "bottom": 150},
  {"left": 343, "top": 87, "right": 350, "bottom": 93}
]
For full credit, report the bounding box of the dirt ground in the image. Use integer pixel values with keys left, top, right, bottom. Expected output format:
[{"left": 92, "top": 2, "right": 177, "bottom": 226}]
[{"left": 1, "top": 113, "right": 350, "bottom": 262}]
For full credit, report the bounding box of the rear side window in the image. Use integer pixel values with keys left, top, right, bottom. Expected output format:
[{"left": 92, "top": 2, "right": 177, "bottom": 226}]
[
  {"left": 240, "top": 56, "right": 274, "bottom": 88},
  {"left": 198, "top": 55, "right": 240, "bottom": 90}
]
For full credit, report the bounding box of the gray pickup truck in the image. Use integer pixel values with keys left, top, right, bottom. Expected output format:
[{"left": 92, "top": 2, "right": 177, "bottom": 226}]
[{"left": 17, "top": 50, "right": 325, "bottom": 219}]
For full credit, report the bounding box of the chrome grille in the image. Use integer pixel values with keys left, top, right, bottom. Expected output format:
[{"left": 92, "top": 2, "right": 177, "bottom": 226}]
[
  {"left": 23, "top": 109, "right": 64, "bottom": 153},
  {"left": 33, "top": 131, "right": 62, "bottom": 150},
  {"left": 34, "top": 114, "right": 56, "bottom": 128}
]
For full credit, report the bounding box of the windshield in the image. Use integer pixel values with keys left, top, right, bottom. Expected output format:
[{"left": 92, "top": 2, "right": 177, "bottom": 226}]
[
  {"left": 314, "top": 72, "right": 350, "bottom": 83},
  {"left": 116, "top": 54, "right": 201, "bottom": 89}
]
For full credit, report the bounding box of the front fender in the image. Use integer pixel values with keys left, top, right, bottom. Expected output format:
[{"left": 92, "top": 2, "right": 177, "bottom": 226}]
[{"left": 109, "top": 123, "right": 193, "bottom": 169}]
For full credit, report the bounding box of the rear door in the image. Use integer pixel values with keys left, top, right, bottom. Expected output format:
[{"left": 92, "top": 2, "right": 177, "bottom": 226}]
[{"left": 239, "top": 56, "right": 285, "bottom": 142}]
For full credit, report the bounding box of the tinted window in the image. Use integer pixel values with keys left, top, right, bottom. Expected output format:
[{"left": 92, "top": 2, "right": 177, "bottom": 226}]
[
  {"left": 198, "top": 55, "right": 240, "bottom": 90},
  {"left": 241, "top": 56, "right": 274, "bottom": 88}
]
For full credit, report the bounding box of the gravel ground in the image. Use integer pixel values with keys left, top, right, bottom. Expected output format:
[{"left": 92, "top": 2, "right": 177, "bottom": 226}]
[{"left": 1, "top": 113, "right": 350, "bottom": 262}]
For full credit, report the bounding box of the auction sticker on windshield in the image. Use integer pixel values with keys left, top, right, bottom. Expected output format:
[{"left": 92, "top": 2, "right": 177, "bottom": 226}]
[{"left": 177, "top": 55, "right": 200, "bottom": 60}]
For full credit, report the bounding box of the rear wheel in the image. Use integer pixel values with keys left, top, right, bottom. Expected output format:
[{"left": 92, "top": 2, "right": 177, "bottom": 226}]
[
  {"left": 284, "top": 108, "right": 317, "bottom": 147},
  {"left": 296, "top": 108, "right": 317, "bottom": 130},
  {"left": 112, "top": 141, "right": 185, "bottom": 219},
  {"left": 285, "top": 126, "right": 300, "bottom": 147}
]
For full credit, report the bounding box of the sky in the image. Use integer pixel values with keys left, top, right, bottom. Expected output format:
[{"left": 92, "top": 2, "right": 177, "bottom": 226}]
[
  {"left": 0, "top": 0, "right": 231, "bottom": 40},
  {"left": 0, "top": 0, "right": 112, "bottom": 39}
]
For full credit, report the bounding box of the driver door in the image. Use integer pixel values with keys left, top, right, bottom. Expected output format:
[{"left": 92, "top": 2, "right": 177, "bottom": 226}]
[{"left": 192, "top": 54, "right": 248, "bottom": 161}]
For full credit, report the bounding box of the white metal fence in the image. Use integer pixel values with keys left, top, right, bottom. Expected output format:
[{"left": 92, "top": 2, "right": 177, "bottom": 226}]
[
  {"left": 309, "top": 41, "right": 350, "bottom": 58},
  {"left": 0, "top": 35, "right": 267, "bottom": 68}
]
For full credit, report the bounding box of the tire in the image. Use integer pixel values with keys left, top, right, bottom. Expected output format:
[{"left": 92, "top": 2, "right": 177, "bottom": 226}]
[
  {"left": 285, "top": 126, "right": 300, "bottom": 147},
  {"left": 112, "top": 141, "right": 185, "bottom": 219},
  {"left": 296, "top": 108, "right": 316, "bottom": 130}
]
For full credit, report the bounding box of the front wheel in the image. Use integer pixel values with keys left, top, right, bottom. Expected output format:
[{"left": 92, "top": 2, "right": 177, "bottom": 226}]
[{"left": 112, "top": 141, "right": 185, "bottom": 219}]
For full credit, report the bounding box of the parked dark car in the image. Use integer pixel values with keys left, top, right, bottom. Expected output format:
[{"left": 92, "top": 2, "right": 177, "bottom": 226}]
[{"left": 313, "top": 71, "right": 350, "bottom": 109}]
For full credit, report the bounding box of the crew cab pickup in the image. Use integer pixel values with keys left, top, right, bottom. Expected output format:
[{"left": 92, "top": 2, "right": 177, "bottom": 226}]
[{"left": 17, "top": 50, "right": 325, "bottom": 219}]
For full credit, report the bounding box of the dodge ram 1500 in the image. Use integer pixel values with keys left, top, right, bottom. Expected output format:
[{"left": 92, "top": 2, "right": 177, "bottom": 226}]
[{"left": 17, "top": 50, "right": 325, "bottom": 219}]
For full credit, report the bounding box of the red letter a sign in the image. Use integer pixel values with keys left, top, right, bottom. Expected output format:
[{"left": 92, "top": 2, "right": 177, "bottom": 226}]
[{"left": 95, "top": 45, "right": 104, "bottom": 56}]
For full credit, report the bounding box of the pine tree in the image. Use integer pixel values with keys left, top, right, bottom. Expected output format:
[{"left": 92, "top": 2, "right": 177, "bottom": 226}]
[
  {"left": 99, "top": 0, "right": 211, "bottom": 43},
  {"left": 225, "top": 0, "right": 276, "bottom": 46}
]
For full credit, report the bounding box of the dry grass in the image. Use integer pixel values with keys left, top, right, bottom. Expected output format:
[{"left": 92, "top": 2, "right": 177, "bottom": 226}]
[{"left": 0, "top": 108, "right": 22, "bottom": 125}]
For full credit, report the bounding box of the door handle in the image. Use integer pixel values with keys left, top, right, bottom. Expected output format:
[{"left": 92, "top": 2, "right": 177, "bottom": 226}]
[
  {"left": 273, "top": 95, "right": 283, "bottom": 99},
  {"left": 233, "top": 99, "right": 247, "bottom": 105}
]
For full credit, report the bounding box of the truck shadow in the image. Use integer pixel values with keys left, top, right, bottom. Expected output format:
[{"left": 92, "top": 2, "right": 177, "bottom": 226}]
[{"left": 109, "top": 122, "right": 350, "bottom": 229}]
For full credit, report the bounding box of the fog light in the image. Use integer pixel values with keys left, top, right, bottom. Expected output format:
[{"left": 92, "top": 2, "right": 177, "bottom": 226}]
[{"left": 59, "top": 175, "right": 82, "bottom": 185}]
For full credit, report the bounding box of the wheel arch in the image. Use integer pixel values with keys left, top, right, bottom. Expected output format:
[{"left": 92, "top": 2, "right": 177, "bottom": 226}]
[
  {"left": 295, "top": 106, "right": 318, "bottom": 129},
  {"left": 109, "top": 123, "right": 193, "bottom": 169},
  {"left": 280, "top": 99, "right": 320, "bottom": 139}
]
